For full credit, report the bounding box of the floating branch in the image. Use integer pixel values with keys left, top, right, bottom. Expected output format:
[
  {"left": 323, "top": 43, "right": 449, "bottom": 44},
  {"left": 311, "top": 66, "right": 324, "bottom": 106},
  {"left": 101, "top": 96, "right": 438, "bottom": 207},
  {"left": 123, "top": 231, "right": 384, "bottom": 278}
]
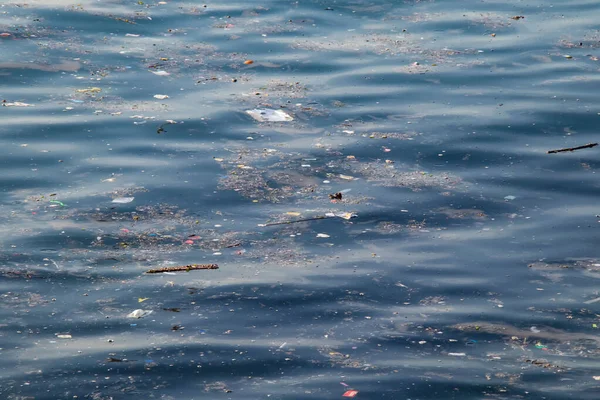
[
  {"left": 547, "top": 143, "right": 598, "bottom": 154},
  {"left": 145, "top": 264, "right": 219, "bottom": 274}
]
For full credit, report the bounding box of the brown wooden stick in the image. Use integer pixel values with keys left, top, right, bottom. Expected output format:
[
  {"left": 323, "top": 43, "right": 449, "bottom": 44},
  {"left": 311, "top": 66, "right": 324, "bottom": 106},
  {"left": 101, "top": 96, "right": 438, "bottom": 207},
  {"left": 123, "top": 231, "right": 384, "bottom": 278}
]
[
  {"left": 145, "top": 264, "right": 218, "bottom": 274},
  {"left": 547, "top": 143, "right": 598, "bottom": 154}
]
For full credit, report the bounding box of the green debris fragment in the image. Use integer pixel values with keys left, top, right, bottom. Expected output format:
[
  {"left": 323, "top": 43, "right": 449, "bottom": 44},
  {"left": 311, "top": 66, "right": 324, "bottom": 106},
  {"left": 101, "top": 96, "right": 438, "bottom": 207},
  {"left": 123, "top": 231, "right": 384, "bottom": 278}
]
[{"left": 50, "top": 200, "right": 65, "bottom": 207}]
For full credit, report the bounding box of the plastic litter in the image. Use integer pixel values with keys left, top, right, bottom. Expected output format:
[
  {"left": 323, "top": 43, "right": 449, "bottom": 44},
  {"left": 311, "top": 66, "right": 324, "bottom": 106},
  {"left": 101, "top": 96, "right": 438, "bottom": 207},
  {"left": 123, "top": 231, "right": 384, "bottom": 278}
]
[
  {"left": 316, "top": 233, "right": 330, "bottom": 238},
  {"left": 112, "top": 197, "right": 135, "bottom": 204},
  {"left": 75, "top": 87, "right": 101, "bottom": 94},
  {"left": 150, "top": 70, "right": 170, "bottom": 76},
  {"left": 153, "top": 94, "right": 169, "bottom": 99},
  {"left": 246, "top": 109, "right": 293, "bottom": 122},
  {"left": 56, "top": 334, "right": 72, "bottom": 339},
  {"left": 127, "top": 309, "right": 153, "bottom": 319},
  {"left": 448, "top": 352, "right": 466, "bottom": 356},
  {"left": 325, "top": 212, "right": 357, "bottom": 220},
  {"left": 3, "top": 101, "right": 34, "bottom": 107},
  {"left": 343, "top": 390, "right": 359, "bottom": 397}
]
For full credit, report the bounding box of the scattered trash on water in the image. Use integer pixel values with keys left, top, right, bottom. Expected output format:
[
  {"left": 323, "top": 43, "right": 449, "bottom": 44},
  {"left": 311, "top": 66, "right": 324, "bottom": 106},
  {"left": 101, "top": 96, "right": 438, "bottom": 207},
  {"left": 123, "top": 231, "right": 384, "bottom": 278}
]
[
  {"left": 261, "top": 216, "right": 328, "bottom": 227},
  {"left": 329, "top": 192, "right": 343, "bottom": 200},
  {"left": 547, "top": 142, "right": 597, "bottom": 154},
  {"left": 127, "top": 309, "right": 153, "bottom": 319},
  {"left": 156, "top": 120, "right": 178, "bottom": 134},
  {"left": 112, "top": 197, "right": 135, "bottom": 204},
  {"left": 325, "top": 212, "right": 357, "bottom": 220},
  {"left": 75, "top": 87, "right": 101, "bottom": 94},
  {"left": 246, "top": 108, "right": 293, "bottom": 122},
  {"left": 3, "top": 101, "right": 34, "bottom": 107},
  {"left": 145, "top": 264, "right": 219, "bottom": 274},
  {"left": 153, "top": 94, "right": 169, "bottom": 100},
  {"left": 56, "top": 334, "right": 72, "bottom": 339}
]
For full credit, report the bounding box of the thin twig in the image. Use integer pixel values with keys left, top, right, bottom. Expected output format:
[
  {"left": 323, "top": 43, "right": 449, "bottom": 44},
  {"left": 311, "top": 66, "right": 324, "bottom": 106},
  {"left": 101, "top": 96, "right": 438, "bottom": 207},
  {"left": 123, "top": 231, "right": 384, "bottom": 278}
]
[
  {"left": 145, "top": 264, "right": 219, "bottom": 274},
  {"left": 263, "top": 216, "right": 328, "bottom": 227},
  {"left": 547, "top": 143, "right": 598, "bottom": 154}
]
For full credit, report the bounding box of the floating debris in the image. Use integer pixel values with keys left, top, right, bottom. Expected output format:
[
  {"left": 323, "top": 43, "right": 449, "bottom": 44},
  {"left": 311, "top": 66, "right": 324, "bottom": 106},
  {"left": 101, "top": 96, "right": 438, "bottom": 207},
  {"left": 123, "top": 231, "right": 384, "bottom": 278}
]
[
  {"left": 2, "top": 101, "right": 34, "bottom": 107},
  {"left": 112, "top": 197, "right": 135, "bottom": 204},
  {"left": 151, "top": 70, "right": 170, "bottom": 76},
  {"left": 75, "top": 87, "right": 102, "bottom": 94},
  {"left": 127, "top": 309, "right": 153, "bottom": 319},
  {"left": 547, "top": 143, "right": 597, "bottom": 154},
  {"left": 246, "top": 108, "right": 293, "bottom": 122},
  {"left": 56, "top": 334, "right": 72, "bottom": 339},
  {"left": 145, "top": 264, "right": 219, "bottom": 274}
]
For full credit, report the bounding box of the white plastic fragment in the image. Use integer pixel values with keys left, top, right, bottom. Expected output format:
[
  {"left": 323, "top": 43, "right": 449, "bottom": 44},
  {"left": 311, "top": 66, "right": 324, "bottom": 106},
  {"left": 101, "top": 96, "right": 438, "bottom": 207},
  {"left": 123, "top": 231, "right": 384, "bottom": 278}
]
[
  {"left": 151, "top": 70, "right": 170, "bottom": 76},
  {"left": 246, "top": 108, "right": 293, "bottom": 122},
  {"left": 325, "top": 212, "right": 357, "bottom": 220},
  {"left": 316, "top": 233, "right": 330, "bottom": 238},
  {"left": 112, "top": 197, "right": 135, "bottom": 204},
  {"left": 127, "top": 309, "right": 153, "bottom": 319},
  {"left": 504, "top": 195, "right": 516, "bottom": 201},
  {"left": 56, "top": 334, "right": 72, "bottom": 339},
  {"left": 448, "top": 352, "right": 466, "bottom": 357},
  {"left": 3, "top": 102, "right": 33, "bottom": 107},
  {"left": 153, "top": 94, "right": 169, "bottom": 100}
]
